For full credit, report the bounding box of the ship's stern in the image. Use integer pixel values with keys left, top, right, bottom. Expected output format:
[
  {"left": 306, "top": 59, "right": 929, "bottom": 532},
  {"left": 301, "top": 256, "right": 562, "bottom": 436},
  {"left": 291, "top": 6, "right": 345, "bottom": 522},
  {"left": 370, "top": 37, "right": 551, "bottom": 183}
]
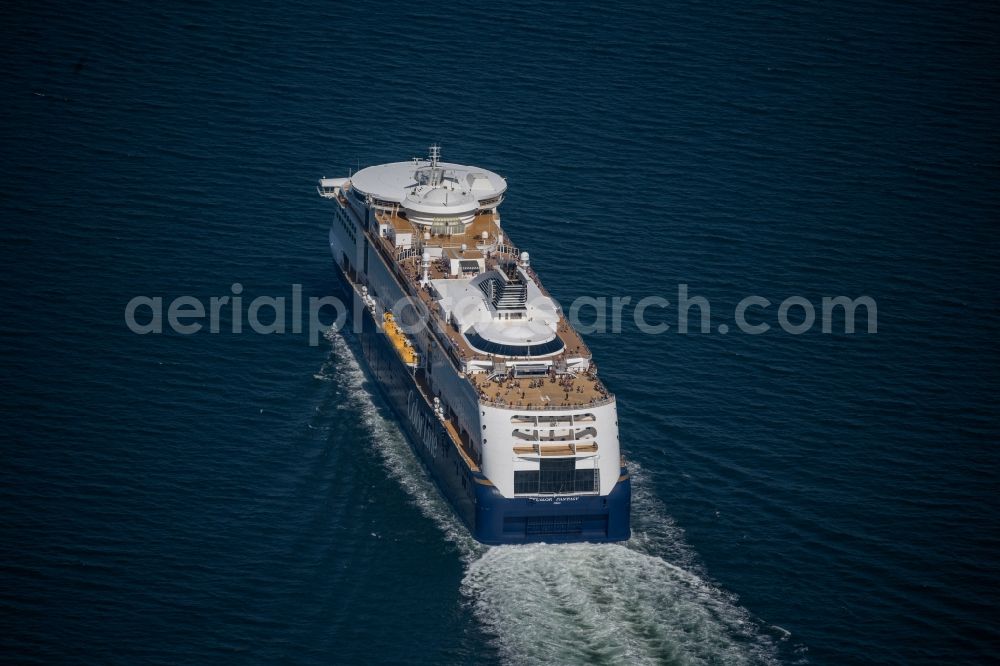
[{"left": 471, "top": 465, "right": 630, "bottom": 545}]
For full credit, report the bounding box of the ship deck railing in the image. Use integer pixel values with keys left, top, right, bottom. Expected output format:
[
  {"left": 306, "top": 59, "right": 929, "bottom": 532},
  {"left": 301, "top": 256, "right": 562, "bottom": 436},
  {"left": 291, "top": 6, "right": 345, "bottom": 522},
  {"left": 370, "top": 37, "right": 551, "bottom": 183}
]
[
  {"left": 512, "top": 442, "right": 600, "bottom": 456},
  {"left": 478, "top": 393, "right": 615, "bottom": 411}
]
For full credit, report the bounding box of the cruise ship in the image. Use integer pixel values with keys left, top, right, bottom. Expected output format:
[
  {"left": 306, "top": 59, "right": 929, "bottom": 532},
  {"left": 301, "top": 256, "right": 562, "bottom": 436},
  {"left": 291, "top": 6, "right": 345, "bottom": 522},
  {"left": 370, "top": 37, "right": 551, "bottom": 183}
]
[{"left": 317, "top": 146, "right": 630, "bottom": 544}]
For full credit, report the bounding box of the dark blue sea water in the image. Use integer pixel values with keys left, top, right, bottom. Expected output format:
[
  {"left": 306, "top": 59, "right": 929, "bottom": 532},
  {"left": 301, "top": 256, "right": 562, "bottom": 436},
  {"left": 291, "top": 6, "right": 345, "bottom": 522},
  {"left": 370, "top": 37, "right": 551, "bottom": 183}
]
[{"left": 2, "top": 1, "right": 998, "bottom": 663}]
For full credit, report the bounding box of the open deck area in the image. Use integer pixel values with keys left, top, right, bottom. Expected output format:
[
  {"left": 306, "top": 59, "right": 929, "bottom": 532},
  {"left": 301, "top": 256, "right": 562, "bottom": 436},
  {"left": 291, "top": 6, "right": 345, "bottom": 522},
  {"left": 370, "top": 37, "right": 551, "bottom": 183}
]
[
  {"left": 356, "top": 198, "right": 613, "bottom": 411},
  {"left": 468, "top": 368, "right": 612, "bottom": 411},
  {"left": 377, "top": 208, "right": 503, "bottom": 251},
  {"left": 388, "top": 252, "right": 593, "bottom": 368}
]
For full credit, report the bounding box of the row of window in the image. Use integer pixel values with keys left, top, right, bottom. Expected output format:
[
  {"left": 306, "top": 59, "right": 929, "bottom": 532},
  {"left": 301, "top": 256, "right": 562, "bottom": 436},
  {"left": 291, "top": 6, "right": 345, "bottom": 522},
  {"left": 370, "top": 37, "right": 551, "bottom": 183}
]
[
  {"left": 514, "top": 459, "right": 598, "bottom": 495},
  {"left": 510, "top": 413, "right": 598, "bottom": 425},
  {"left": 512, "top": 426, "right": 597, "bottom": 441},
  {"left": 337, "top": 208, "right": 357, "bottom": 244},
  {"left": 465, "top": 331, "right": 564, "bottom": 358}
]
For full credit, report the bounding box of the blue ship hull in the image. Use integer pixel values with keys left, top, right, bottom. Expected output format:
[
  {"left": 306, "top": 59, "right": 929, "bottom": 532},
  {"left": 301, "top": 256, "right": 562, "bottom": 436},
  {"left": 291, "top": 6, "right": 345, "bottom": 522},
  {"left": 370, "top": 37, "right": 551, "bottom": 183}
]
[{"left": 332, "top": 259, "right": 631, "bottom": 545}]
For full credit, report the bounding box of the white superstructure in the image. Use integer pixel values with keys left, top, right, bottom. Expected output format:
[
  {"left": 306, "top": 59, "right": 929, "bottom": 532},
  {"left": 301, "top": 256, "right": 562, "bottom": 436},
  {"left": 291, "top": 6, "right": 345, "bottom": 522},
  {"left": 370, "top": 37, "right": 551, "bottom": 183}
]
[{"left": 319, "top": 146, "right": 626, "bottom": 527}]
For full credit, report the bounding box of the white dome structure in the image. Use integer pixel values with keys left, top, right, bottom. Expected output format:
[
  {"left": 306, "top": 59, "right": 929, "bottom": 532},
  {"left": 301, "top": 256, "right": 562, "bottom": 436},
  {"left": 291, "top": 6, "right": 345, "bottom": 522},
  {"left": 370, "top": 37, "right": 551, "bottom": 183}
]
[
  {"left": 403, "top": 183, "right": 478, "bottom": 227},
  {"left": 347, "top": 146, "right": 507, "bottom": 235}
]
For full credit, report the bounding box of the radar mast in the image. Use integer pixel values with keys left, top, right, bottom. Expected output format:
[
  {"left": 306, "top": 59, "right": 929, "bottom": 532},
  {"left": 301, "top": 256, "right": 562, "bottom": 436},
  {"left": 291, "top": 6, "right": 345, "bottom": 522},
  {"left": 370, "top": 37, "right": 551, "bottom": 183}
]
[{"left": 417, "top": 144, "right": 444, "bottom": 187}]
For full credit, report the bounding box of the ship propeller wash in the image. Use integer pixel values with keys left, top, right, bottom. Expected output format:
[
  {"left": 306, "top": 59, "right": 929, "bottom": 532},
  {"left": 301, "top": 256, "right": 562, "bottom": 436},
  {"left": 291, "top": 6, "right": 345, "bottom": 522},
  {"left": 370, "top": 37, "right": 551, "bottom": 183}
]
[{"left": 317, "top": 146, "right": 630, "bottom": 544}]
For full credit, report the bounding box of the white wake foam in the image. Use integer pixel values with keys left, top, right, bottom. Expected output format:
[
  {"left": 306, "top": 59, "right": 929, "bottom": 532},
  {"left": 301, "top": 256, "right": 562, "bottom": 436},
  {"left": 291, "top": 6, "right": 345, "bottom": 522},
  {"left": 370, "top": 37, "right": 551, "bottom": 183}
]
[
  {"left": 319, "top": 330, "right": 781, "bottom": 665},
  {"left": 464, "top": 544, "right": 776, "bottom": 666}
]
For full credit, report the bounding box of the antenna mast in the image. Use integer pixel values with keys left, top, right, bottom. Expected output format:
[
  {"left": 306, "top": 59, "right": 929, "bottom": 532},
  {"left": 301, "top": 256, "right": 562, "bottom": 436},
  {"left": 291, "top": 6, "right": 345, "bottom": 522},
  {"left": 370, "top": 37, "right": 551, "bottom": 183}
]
[
  {"left": 428, "top": 144, "right": 443, "bottom": 186},
  {"left": 414, "top": 144, "right": 445, "bottom": 187}
]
